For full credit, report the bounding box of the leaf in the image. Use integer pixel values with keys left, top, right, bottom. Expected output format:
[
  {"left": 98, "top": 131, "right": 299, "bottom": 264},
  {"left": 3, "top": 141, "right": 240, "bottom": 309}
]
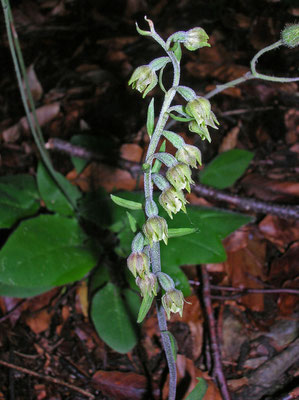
[
  {"left": 37, "top": 162, "right": 81, "bottom": 216},
  {"left": 149, "top": 56, "right": 170, "bottom": 71},
  {"left": 0, "top": 174, "right": 40, "bottom": 229},
  {"left": 110, "top": 194, "right": 143, "bottom": 210},
  {"left": 172, "top": 41, "right": 182, "bottom": 61},
  {"left": 162, "top": 264, "right": 191, "bottom": 296},
  {"left": 152, "top": 140, "right": 166, "bottom": 174},
  {"left": 0, "top": 214, "right": 97, "bottom": 288},
  {"left": 91, "top": 283, "right": 140, "bottom": 353},
  {"left": 169, "top": 113, "right": 193, "bottom": 122},
  {"left": 165, "top": 331, "right": 178, "bottom": 361},
  {"left": 137, "top": 293, "right": 154, "bottom": 323},
  {"left": 126, "top": 211, "right": 138, "bottom": 233},
  {"left": 146, "top": 98, "right": 155, "bottom": 137},
  {"left": 185, "top": 377, "right": 208, "bottom": 400},
  {"left": 200, "top": 149, "right": 254, "bottom": 189},
  {"left": 176, "top": 85, "right": 196, "bottom": 101},
  {"left": 110, "top": 192, "right": 252, "bottom": 266},
  {"left": 162, "top": 130, "right": 185, "bottom": 149},
  {"left": 0, "top": 283, "right": 52, "bottom": 298},
  {"left": 168, "top": 227, "right": 198, "bottom": 238}
]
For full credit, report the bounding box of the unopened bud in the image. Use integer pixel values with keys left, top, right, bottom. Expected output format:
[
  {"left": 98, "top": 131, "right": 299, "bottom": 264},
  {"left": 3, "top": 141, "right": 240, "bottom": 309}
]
[{"left": 281, "top": 24, "right": 299, "bottom": 48}]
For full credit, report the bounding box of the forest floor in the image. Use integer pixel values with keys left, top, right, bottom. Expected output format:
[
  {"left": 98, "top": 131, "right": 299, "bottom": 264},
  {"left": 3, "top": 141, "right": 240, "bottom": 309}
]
[{"left": 0, "top": 0, "right": 298, "bottom": 399}]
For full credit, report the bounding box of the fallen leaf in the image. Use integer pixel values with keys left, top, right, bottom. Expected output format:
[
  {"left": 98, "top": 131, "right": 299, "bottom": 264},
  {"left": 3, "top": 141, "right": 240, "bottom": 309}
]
[
  {"left": 120, "top": 143, "right": 143, "bottom": 163},
  {"left": 259, "top": 216, "right": 299, "bottom": 252},
  {"left": 92, "top": 370, "right": 159, "bottom": 400},
  {"left": 26, "top": 309, "right": 52, "bottom": 334},
  {"left": 277, "top": 278, "right": 299, "bottom": 316},
  {"left": 23, "top": 64, "right": 43, "bottom": 102},
  {"left": 20, "top": 102, "right": 61, "bottom": 134}
]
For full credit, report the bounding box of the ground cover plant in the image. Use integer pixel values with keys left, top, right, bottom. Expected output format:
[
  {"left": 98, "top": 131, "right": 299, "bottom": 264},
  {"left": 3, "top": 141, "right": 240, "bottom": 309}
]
[{"left": 0, "top": 1, "right": 298, "bottom": 399}]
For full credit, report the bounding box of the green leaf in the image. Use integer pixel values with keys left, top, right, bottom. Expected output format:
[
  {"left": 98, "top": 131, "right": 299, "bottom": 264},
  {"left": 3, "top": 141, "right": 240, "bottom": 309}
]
[
  {"left": 162, "top": 264, "right": 191, "bottom": 296},
  {"left": 126, "top": 211, "right": 137, "bottom": 233},
  {"left": 168, "top": 227, "right": 198, "bottom": 238},
  {"left": 37, "top": 162, "right": 81, "bottom": 216},
  {"left": 171, "top": 41, "right": 182, "bottom": 61},
  {"left": 149, "top": 56, "right": 170, "bottom": 71},
  {"left": 110, "top": 194, "right": 143, "bottom": 210},
  {"left": 169, "top": 113, "right": 193, "bottom": 122},
  {"left": 146, "top": 98, "right": 155, "bottom": 137},
  {"left": 110, "top": 192, "right": 252, "bottom": 265},
  {"left": 0, "top": 283, "right": 52, "bottom": 298},
  {"left": 176, "top": 86, "right": 196, "bottom": 101},
  {"left": 185, "top": 377, "right": 208, "bottom": 400},
  {"left": 137, "top": 293, "right": 154, "bottom": 323},
  {"left": 162, "top": 130, "right": 185, "bottom": 149},
  {"left": 91, "top": 283, "right": 140, "bottom": 353},
  {"left": 200, "top": 149, "right": 254, "bottom": 189},
  {"left": 152, "top": 141, "right": 166, "bottom": 174},
  {"left": 0, "top": 174, "right": 40, "bottom": 229},
  {"left": 165, "top": 331, "right": 178, "bottom": 361},
  {"left": 0, "top": 214, "right": 97, "bottom": 288},
  {"left": 135, "top": 22, "right": 151, "bottom": 36}
]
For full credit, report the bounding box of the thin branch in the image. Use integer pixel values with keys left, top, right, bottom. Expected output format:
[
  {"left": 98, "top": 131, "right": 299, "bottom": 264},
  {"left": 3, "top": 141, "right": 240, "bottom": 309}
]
[
  {"left": 193, "top": 183, "right": 299, "bottom": 220},
  {"left": 200, "top": 265, "right": 232, "bottom": 400},
  {"left": 0, "top": 359, "right": 95, "bottom": 399}
]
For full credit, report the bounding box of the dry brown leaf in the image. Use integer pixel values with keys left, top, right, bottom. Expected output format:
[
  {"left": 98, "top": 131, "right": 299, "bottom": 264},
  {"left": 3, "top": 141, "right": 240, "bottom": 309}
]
[
  {"left": 259, "top": 216, "right": 299, "bottom": 252},
  {"left": 285, "top": 108, "right": 299, "bottom": 144},
  {"left": 23, "top": 64, "right": 43, "bottom": 102},
  {"left": 270, "top": 241, "right": 299, "bottom": 281},
  {"left": 2, "top": 124, "right": 20, "bottom": 143},
  {"left": 76, "top": 280, "right": 89, "bottom": 318},
  {"left": 26, "top": 309, "right": 52, "bottom": 334},
  {"left": 120, "top": 143, "right": 143, "bottom": 162},
  {"left": 224, "top": 228, "right": 267, "bottom": 311},
  {"left": 92, "top": 370, "right": 159, "bottom": 400},
  {"left": 277, "top": 278, "right": 299, "bottom": 316},
  {"left": 242, "top": 173, "right": 299, "bottom": 202},
  {"left": 20, "top": 102, "right": 61, "bottom": 134},
  {"left": 219, "top": 122, "right": 241, "bottom": 152}
]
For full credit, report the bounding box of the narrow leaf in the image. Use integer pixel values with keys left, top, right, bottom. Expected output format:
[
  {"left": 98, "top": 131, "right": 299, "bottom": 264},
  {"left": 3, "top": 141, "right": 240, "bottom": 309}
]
[
  {"left": 162, "top": 130, "right": 185, "bottom": 149},
  {"left": 176, "top": 85, "right": 196, "bottom": 101},
  {"left": 146, "top": 98, "right": 155, "bottom": 137},
  {"left": 185, "top": 377, "right": 208, "bottom": 400},
  {"left": 149, "top": 56, "right": 170, "bottom": 71},
  {"left": 165, "top": 331, "right": 178, "bottom": 361},
  {"left": 169, "top": 113, "right": 193, "bottom": 122},
  {"left": 110, "top": 194, "right": 143, "bottom": 210},
  {"left": 153, "top": 152, "right": 177, "bottom": 168},
  {"left": 168, "top": 227, "right": 198, "bottom": 238},
  {"left": 137, "top": 293, "right": 154, "bottom": 323},
  {"left": 126, "top": 211, "right": 137, "bottom": 233},
  {"left": 152, "top": 141, "right": 166, "bottom": 174},
  {"left": 171, "top": 41, "right": 182, "bottom": 61}
]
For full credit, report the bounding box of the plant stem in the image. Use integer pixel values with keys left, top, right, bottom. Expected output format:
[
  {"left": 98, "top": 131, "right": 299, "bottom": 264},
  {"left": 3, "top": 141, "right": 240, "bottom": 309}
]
[
  {"left": 142, "top": 26, "right": 181, "bottom": 400},
  {"left": 1, "top": 0, "right": 77, "bottom": 211},
  {"left": 206, "top": 39, "right": 299, "bottom": 100}
]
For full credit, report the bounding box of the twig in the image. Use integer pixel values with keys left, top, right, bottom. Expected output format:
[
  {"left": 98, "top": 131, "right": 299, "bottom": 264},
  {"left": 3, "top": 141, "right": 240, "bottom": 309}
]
[
  {"left": 0, "top": 359, "right": 95, "bottom": 399},
  {"left": 200, "top": 265, "right": 232, "bottom": 400},
  {"left": 276, "top": 386, "right": 299, "bottom": 400},
  {"left": 193, "top": 183, "right": 299, "bottom": 220}
]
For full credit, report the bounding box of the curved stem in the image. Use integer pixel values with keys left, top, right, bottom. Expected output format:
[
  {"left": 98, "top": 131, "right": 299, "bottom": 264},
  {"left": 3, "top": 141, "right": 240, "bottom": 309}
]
[{"left": 1, "top": 0, "right": 77, "bottom": 211}]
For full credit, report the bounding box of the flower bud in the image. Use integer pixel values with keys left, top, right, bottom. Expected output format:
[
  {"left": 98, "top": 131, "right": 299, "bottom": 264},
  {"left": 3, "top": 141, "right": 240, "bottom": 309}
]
[
  {"left": 162, "top": 289, "right": 184, "bottom": 319},
  {"left": 183, "top": 27, "right": 210, "bottom": 51},
  {"left": 157, "top": 272, "right": 175, "bottom": 291},
  {"left": 159, "top": 186, "right": 187, "bottom": 219},
  {"left": 143, "top": 216, "right": 168, "bottom": 247},
  {"left": 166, "top": 163, "right": 194, "bottom": 193},
  {"left": 127, "top": 251, "right": 150, "bottom": 278},
  {"left": 175, "top": 144, "right": 202, "bottom": 168},
  {"left": 136, "top": 273, "right": 158, "bottom": 297},
  {"left": 128, "top": 65, "right": 158, "bottom": 97},
  {"left": 281, "top": 24, "right": 299, "bottom": 48}
]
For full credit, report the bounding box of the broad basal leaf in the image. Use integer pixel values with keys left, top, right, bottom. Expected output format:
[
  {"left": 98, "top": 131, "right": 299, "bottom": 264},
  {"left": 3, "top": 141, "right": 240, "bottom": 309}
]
[
  {"left": 0, "top": 214, "right": 97, "bottom": 288},
  {"left": 0, "top": 174, "right": 40, "bottom": 228},
  {"left": 91, "top": 283, "right": 140, "bottom": 353},
  {"left": 200, "top": 149, "right": 254, "bottom": 189}
]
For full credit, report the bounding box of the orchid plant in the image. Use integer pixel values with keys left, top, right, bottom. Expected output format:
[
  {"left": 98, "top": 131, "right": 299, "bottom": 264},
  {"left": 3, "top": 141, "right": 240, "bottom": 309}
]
[{"left": 111, "top": 18, "right": 299, "bottom": 400}]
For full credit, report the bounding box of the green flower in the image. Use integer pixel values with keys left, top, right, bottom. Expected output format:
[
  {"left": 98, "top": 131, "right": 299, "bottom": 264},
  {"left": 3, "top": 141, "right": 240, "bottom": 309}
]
[
  {"left": 143, "top": 216, "right": 168, "bottom": 247},
  {"left": 185, "top": 97, "right": 219, "bottom": 142},
  {"left": 166, "top": 163, "right": 194, "bottom": 193},
  {"left": 162, "top": 289, "right": 184, "bottom": 319},
  {"left": 159, "top": 186, "right": 187, "bottom": 219},
  {"left": 136, "top": 273, "right": 158, "bottom": 297},
  {"left": 127, "top": 251, "right": 150, "bottom": 278},
  {"left": 183, "top": 27, "right": 210, "bottom": 51},
  {"left": 128, "top": 65, "right": 158, "bottom": 97},
  {"left": 175, "top": 144, "right": 202, "bottom": 168}
]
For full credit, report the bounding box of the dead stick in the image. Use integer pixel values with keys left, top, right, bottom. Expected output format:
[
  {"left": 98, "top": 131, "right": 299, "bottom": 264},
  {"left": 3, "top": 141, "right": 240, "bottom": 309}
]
[
  {"left": 200, "top": 265, "right": 232, "bottom": 400},
  {"left": 0, "top": 359, "right": 95, "bottom": 399},
  {"left": 193, "top": 183, "right": 299, "bottom": 220}
]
